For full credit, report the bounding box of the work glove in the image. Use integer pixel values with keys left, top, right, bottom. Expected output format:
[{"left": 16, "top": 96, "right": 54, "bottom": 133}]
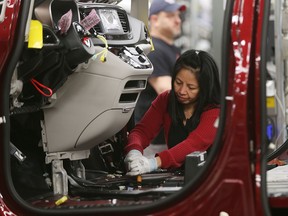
[
  {"left": 124, "top": 149, "right": 142, "bottom": 164},
  {"left": 126, "top": 155, "right": 158, "bottom": 176},
  {"left": 124, "top": 150, "right": 142, "bottom": 172}
]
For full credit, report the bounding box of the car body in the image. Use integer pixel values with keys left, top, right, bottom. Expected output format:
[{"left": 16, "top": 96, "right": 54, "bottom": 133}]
[{"left": 0, "top": 0, "right": 288, "bottom": 215}]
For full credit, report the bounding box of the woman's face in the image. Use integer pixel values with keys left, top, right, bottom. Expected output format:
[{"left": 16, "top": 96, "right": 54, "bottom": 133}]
[{"left": 174, "top": 68, "right": 200, "bottom": 105}]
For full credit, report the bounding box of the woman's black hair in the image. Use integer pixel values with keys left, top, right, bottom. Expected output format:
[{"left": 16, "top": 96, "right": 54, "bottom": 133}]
[{"left": 168, "top": 49, "right": 221, "bottom": 132}]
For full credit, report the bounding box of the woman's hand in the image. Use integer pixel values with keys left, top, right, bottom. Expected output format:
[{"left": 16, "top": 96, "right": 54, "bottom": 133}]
[
  {"left": 126, "top": 155, "right": 158, "bottom": 176},
  {"left": 124, "top": 150, "right": 142, "bottom": 164}
]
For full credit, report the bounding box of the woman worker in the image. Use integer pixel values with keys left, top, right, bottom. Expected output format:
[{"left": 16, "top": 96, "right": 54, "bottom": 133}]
[{"left": 124, "top": 49, "right": 221, "bottom": 175}]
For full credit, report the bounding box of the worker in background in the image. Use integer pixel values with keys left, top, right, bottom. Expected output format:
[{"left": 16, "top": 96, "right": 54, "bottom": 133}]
[
  {"left": 134, "top": 0, "right": 187, "bottom": 145},
  {"left": 124, "top": 49, "right": 221, "bottom": 175}
]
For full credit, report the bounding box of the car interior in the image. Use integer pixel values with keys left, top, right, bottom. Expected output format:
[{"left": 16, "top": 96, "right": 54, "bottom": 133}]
[
  {"left": 8, "top": 0, "right": 288, "bottom": 214},
  {"left": 9, "top": 0, "right": 199, "bottom": 208}
]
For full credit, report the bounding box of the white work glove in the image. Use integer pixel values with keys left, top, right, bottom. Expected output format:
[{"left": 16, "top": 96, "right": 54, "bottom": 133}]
[
  {"left": 126, "top": 155, "right": 158, "bottom": 176},
  {"left": 124, "top": 150, "right": 142, "bottom": 164},
  {"left": 124, "top": 150, "right": 142, "bottom": 172}
]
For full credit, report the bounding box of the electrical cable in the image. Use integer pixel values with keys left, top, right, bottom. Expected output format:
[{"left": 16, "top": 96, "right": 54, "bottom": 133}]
[
  {"left": 270, "top": 93, "right": 286, "bottom": 148},
  {"left": 92, "top": 34, "right": 108, "bottom": 62},
  {"left": 267, "top": 138, "right": 288, "bottom": 161},
  {"left": 30, "top": 78, "right": 53, "bottom": 97}
]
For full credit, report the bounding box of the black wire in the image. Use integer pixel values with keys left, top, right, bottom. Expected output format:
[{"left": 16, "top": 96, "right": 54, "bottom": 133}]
[{"left": 267, "top": 138, "right": 288, "bottom": 161}]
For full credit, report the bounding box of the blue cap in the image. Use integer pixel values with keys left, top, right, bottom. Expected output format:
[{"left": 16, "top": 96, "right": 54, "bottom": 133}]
[{"left": 149, "top": 0, "right": 186, "bottom": 18}]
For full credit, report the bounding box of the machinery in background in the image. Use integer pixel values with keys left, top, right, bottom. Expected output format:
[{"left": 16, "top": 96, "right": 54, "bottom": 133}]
[{"left": 265, "top": 0, "right": 288, "bottom": 160}]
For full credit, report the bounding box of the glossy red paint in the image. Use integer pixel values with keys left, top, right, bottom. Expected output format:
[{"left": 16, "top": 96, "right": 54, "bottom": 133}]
[
  {"left": 0, "top": 194, "right": 15, "bottom": 216},
  {"left": 0, "top": 0, "right": 20, "bottom": 74},
  {"left": 0, "top": 0, "right": 22, "bottom": 216},
  {"left": 0, "top": 0, "right": 284, "bottom": 215}
]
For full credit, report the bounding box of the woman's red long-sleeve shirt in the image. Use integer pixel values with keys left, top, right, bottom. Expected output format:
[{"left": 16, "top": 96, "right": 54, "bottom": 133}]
[{"left": 125, "top": 91, "right": 220, "bottom": 169}]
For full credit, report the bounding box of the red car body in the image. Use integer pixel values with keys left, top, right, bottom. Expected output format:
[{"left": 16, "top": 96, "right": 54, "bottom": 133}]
[{"left": 0, "top": 0, "right": 287, "bottom": 215}]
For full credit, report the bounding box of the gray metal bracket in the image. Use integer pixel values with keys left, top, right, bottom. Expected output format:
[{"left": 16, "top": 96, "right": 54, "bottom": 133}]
[{"left": 52, "top": 159, "right": 68, "bottom": 195}]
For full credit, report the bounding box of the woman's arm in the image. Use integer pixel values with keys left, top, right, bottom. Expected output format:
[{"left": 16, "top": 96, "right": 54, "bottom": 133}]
[
  {"left": 124, "top": 91, "right": 170, "bottom": 154},
  {"left": 157, "top": 108, "right": 220, "bottom": 168}
]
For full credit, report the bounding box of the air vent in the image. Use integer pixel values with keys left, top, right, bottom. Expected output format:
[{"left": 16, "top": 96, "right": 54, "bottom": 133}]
[
  {"left": 117, "top": 10, "right": 129, "bottom": 33},
  {"left": 93, "top": 24, "right": 102, "bottom": 33},
  {"left": 93, "top": 0, "right": 121, "bottom": 3},
  {"left": 124, "top": 80, "right": 146, "bottom": 89},
  {"left": 119, "top": 93, "right": 138, "bottom": 103}
]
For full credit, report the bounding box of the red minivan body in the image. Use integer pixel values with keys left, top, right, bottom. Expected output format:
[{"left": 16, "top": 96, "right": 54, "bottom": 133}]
[{"left": 0, "top": 0, "right": 287, "bottom": 215}]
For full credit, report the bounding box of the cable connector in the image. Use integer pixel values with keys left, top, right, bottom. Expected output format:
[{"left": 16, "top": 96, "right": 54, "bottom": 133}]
[{"left": 100, "top": 55, "right": 106, "bottom": 63}]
